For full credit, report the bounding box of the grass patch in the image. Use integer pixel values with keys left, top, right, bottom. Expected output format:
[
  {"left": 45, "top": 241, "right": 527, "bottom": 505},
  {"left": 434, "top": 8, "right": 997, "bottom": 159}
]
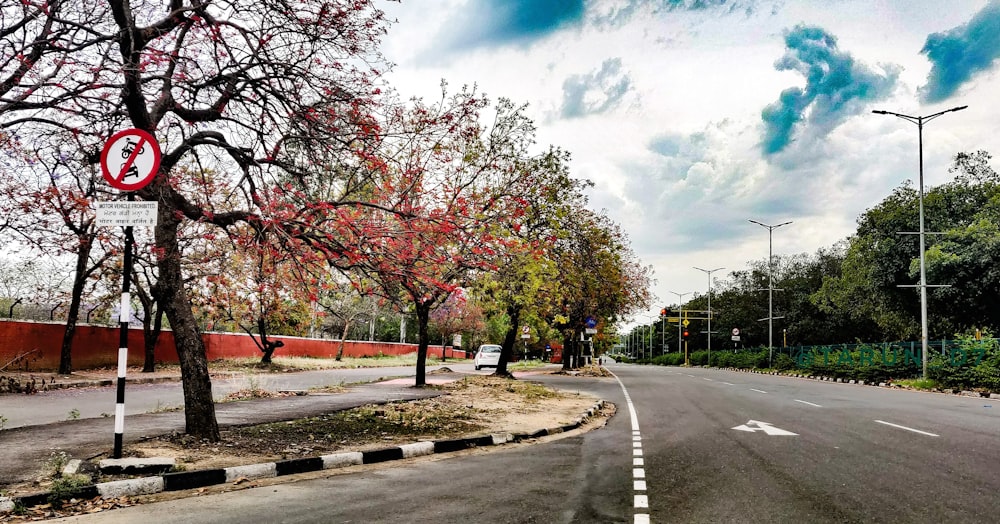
[
  {"left": 47, "top": 474, "right": 91, "bottom": 508},
  {"left": 207, "top": 354, "right": 448, "bottom": 372},
  {"left": 508, "top": 360, "right": 548, "bottom": 371},
  {"left": 895, "top": 378, "right": 940, "bottom": 390}
]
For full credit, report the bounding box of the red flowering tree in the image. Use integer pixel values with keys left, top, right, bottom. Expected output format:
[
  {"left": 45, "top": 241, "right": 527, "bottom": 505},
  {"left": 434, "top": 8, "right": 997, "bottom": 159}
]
[
  {"left": 0, "top": 133, "right": 119, "bottom": 374},
  {"left": 430, "top": 289, "right": 485, "bottom": 361},
  {"left": 1, "top": 0, "right": 395, "bottom": 439},
  {"left": 336, "top": 87, "right": 541, "bottom": 385}
]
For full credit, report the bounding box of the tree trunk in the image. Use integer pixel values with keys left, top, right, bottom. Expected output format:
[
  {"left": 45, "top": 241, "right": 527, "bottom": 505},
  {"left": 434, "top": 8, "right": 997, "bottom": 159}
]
[
  {"left": 415, "top": 302, "right": 430, "bottom": 386},
  {"left": 142, "top": 307, "right": 162, "bottom": 373},
  {"left": 257, "top": 317, "right": 273, "bottom": 364},
  {"left": 562, "top": 333, "right": 574, "bottom": 370},
  {"left": 155, "top": 212, "right": 220, "bottom": 441},
  {"left": 496, "top": 304, "right": 520, "bottom": 377},
  {"left": 335, "top": 320, "right": 351, "bottom": 361},
  {"left": 58, "top": 235, "right": 93, "bottom": 374}
]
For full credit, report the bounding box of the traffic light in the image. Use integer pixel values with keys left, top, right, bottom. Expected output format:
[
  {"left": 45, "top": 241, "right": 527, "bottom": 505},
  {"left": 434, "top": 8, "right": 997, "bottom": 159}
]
[
  {"left": 682, "top": 329, "right": 690, "bottom": 340},
  {"left": 661, "top": 307, "right": 673, "bottom": 317}
]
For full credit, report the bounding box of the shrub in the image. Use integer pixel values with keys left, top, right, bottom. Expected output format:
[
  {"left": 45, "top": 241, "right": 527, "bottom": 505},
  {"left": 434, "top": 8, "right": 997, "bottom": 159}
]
[{"left": 48, "top": 474, "right": 91, "bottom": 508}]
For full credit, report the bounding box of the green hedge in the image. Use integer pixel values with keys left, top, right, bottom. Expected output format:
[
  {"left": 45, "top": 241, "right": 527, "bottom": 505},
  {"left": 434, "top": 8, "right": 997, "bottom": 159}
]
[{"left": 643, "top": 338, "right": 1000, "bottom": 393}]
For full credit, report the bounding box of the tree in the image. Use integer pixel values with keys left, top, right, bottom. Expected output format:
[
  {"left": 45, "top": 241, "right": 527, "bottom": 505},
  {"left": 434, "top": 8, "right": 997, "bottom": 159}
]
[
  {"left": 472, "top": 147, "right": 586, "bottom": 376},
  {"left": 0, "top": 133, "right": 119, "bottom": 373},
  {"left": 429, "top": 289, "right": 485, "bottom": 361},
  {"left": 1, "top": 0, "right": 396, "bottom": 439},
  {"left": 340, "top": 88, "right": 544, "bottom": 386},
  {"left": 551, "top": 209, "right": 653, "bottom": 369},
  {"left": 200, "top": 226, "right": 316, "bottom": 364},
  {"left": 922, "top": 151, "right": 1000, "bottom": 335}
]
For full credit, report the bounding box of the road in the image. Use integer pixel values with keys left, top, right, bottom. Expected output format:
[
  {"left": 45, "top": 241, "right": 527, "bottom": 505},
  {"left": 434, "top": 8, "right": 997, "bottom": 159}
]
[{"left": 43, "top": 364, "right": 1000, "bottom": 522}]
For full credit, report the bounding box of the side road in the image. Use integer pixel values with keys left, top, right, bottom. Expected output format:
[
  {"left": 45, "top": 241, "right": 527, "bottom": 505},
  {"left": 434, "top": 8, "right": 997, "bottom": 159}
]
[{"left": 0, "top": 365, "right": 450, "bottom": 429}]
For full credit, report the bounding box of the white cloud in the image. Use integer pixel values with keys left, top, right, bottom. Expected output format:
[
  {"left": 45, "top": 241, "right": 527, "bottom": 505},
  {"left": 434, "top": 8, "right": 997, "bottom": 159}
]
[{"left": 381, "top": 0, "right": 1000, "bottom": 326}]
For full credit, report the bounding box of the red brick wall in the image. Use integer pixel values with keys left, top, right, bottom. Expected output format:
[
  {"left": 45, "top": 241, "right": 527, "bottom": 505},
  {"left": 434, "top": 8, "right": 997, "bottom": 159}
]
[{"left": 0, "top": 319, "right": 467, "bottom": 372}]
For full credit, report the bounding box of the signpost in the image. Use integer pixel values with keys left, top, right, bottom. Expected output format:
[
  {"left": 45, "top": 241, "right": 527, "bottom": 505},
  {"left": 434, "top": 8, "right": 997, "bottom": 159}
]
[{"left": 99, "top": 129, "right": 160, "bottom": 459}]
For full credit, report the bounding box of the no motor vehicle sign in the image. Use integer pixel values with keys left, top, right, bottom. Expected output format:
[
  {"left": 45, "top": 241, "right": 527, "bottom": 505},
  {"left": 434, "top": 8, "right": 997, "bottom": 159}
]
[{"left": 100, "top": 129, "right": 161, "bottom": 191}]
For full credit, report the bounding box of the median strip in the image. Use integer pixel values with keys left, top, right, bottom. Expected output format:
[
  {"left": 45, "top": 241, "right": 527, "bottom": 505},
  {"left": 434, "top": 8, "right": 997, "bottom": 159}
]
[{"left": 0, "top": 400, "right": 605, "bottom": 515}]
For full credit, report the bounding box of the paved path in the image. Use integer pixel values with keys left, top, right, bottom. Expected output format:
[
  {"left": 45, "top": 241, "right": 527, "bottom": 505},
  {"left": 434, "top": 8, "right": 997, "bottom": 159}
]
[{"left": 0, "top": 365, "right": 458, "bottom": 429}]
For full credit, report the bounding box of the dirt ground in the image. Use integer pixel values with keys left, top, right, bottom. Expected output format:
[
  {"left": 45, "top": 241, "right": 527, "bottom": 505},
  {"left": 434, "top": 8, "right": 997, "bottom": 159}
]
[
  {"left": 124, "top": 373, "right": 606, "bottom": 471},
  {"left": 1, "top": 369, "right": 613, "bottom": 521}
]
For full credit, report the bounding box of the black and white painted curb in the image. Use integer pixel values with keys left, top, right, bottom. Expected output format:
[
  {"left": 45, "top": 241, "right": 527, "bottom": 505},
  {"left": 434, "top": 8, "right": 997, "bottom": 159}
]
[
  {"left": 0, "top": 400, "right": 605, "bottom": 514},
  {"left": 721, "top": 367, "right": 1000, "bottom": 398}
]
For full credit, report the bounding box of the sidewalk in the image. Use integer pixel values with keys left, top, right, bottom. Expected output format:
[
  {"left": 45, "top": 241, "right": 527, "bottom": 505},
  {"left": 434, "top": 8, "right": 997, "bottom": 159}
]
[{"left": 0, "top": 379, "right": 449, "bottom": 490}]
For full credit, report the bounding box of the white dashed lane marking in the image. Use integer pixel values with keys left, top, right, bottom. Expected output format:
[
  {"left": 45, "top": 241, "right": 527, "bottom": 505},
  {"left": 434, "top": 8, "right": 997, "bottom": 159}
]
[
  {"left": 609, "top": 368, "right": 653, "bottom": 524},
  {"left": 874, "top": 420, "right": 940, "bottom": 437}
]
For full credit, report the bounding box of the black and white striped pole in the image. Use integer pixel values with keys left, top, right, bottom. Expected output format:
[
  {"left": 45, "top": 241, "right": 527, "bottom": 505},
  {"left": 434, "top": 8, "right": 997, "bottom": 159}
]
[
  {"left": 114, "top": 196, "right": 136, "bottom": 457},
  {"left": 98, "top": 129, "right": 161, "bottom": 459}
]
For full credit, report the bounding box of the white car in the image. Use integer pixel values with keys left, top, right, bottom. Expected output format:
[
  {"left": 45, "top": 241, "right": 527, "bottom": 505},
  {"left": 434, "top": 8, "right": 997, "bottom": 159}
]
[{"left": 474, "top": 344, "right": 502, "bottom": 370}]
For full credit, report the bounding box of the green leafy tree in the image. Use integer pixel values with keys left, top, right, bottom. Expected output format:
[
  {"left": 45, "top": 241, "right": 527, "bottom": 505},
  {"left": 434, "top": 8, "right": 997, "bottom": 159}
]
[{"left": 551, "top": 209, "right": 653, "bottom": 369}]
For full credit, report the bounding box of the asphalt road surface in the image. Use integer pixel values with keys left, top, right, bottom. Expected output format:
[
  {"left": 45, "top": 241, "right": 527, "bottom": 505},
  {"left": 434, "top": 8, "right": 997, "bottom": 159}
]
[{"left": 46, "top": 364, "right": 1000, "bottom": 523}]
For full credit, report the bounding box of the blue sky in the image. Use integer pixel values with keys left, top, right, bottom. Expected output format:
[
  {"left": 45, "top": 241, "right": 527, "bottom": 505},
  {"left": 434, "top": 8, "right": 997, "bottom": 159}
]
[{"left": 381, "top": 0, "right": 1000, "bottom": 326}]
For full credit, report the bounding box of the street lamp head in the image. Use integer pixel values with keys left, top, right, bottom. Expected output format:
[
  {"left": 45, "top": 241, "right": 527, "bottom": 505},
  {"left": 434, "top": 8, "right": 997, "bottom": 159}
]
[
  {"left": 872, "top": 110, "right": 888, "bottom": 114},
  {"left": 749, "top": 219, "right": 792, "bottom": 230},
  {"left": 950, "top": 105, "right": 968, "bottom": 113}
]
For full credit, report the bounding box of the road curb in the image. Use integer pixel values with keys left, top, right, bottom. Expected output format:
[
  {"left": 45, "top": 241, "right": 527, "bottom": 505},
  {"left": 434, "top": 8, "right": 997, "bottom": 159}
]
[
  {"left": 715, "top": 366, "right": 1000, "bottom": 398},
  {"left": 0, "top": 400, "right": 605, "bottom": 514}
]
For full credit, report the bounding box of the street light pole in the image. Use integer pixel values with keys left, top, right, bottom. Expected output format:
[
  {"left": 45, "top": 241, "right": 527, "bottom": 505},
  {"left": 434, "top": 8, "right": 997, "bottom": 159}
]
[
  {"left": 749, "top": 219, "right": 792, "bottom": 367},
  {"left": 872, "top": 105, "right": 966, "bottom": 379},
  {"left": 639, "top": 314, "right": 657, "bottom": 361},
  {"left": 693, "top": 266, "right": 724, "bottom": 367},
  {"left": 669, "top": 291, "right": 691, "bottom": 356}
]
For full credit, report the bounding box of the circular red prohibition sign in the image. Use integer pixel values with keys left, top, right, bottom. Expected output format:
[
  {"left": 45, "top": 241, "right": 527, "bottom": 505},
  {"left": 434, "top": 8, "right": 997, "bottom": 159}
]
[{"left": 100, "top": 128, "right": 162, "bottom": 191}]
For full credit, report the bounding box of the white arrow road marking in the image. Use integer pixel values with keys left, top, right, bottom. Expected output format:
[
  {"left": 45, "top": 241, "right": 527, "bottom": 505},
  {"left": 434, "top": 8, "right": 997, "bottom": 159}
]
[{"left": 732, "top": 420, "right": 798, "bottom": 436}]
